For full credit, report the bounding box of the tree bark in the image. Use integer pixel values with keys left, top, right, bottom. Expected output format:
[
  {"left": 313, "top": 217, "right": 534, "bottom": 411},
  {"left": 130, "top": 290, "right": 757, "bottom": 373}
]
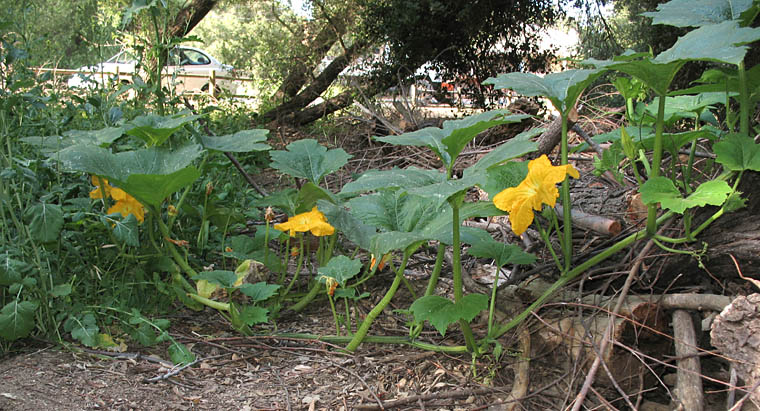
[
  {"left": 167, "top": 0, "right": 219, "bottom": 39},
  {"left": 273, "top": 23, "right": 345, "bottom": 100},
  {"left": 260, "top": 40, "right": 368, "bottom": 124}
]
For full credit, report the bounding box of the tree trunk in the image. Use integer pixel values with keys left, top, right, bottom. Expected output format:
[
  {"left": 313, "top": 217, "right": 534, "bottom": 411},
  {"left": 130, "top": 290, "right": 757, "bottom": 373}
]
[
  {"left": 273, "top": 23, "right": 345, "bottom": 100},
  {"left": 167, "top": 0, "right": 219, "bottom": 39},
  {"left": 259, "top": 40, "right": 368, "bottom": 124}
]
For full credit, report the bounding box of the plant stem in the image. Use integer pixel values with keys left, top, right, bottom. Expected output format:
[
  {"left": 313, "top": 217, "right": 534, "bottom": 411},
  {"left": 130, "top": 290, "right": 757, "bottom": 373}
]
[
  {"left": 560, "top": 113, "right": 572, "bottom": 271},
  {"left": 451, "top": 200, "right": 477, "bottom": 353},
  {"left": 273, "top": 332, "right": 469, "bottom": 353},
  {"left": 328, "top": 294, "right": 340, "bottom": 334},
  {"left": 739, "top": 61, "right": 749, "bottom": 137},
  {"left": 288, "top": 280, "right": 321, "bottom": 312},
  {"left": 490, "top": 211, "right": 673, "bottom": 339},
  {"left": 424, "top": 243, "right": 446, "bottom": 296},
  {"left": 646, "top": 95, "right": 667, "bottom": 236},
  {"left": 346, "top": 253, "right": 410, "bottom": 352}
]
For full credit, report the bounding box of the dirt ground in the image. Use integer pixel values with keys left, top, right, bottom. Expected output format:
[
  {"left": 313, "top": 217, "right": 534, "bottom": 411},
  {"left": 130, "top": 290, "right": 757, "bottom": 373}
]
[{"left": 1, "top": 113, "right": 758, "bottom": 410}]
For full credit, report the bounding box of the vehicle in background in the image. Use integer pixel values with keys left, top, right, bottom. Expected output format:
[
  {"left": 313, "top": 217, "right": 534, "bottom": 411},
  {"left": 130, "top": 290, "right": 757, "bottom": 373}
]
[{"left": 67, "top": 46, "right": 237, "bottom": 95}]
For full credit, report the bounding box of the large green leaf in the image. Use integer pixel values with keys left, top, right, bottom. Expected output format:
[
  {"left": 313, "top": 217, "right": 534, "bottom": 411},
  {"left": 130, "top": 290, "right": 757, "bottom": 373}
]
[
  {"left": 238, "top": 305, "right": 269, "bottom": 325},
  {"left": 377, "top": 110, "right": 527, "bottom": 173},
  {"left": 238, "top": 282, "right": 280, "bottom": 302},
  {"left": 440, "top": 111, "right": 529, "bottom": 169},
  {"left": 269, "top": 139, "right": 351, "bottom": 184},
  {"left": 464, "top": 129, "right": 540, "bottom": 177},
  {"left": 587, "top": 57, "right": 682, "bottom": 96},
  {"left": 409, "top": 294, "right": 488, "bottom": 336},
  {"left": 64, "top": 313, "right": 99, "bottom": 347},
  {"left": 0, "top": 300, "right": 38, "bottom": 341},
  {"left": 478, "top": 161, "right": 529, "bottom": 199},
  {"left": 194, "top": 270, "right": 237, "bottom": 288},
  {"left": 348, "top": 191, "right": 443, "bottom": 233},
  {"left": 714, "top": 133, "right": 760, "bottom": 171},
  {"left": 24, "top": 203, "right": 63, "bottom": 243},
  {"left": 340, "top": 167, "right": 446, "bottom": 195},
  {"left": 201, "top": 129, "right": 270, "bottom": 152},
  {"left": 655, "top": 20, "right": 760, "bottom": 66},
  {"left": 370, "top": 231, "right": 428, "bottom": 256},
  {"left": 125, "top": 112, "right": 201, "bottom": 146},
  {"left": 406, "top": 174, "right": 481, "bottom": 207},
  {"left": 0, "top": 256, "right": 31, "bottom": 286},
  {"left": 21, "top": 127, "right": 123, "bottom": 153},
  {"left": 467, "top": 236, "right": 537, "bottom": 268},
  {"left": 317, "top": 200, "right": 375, "bottom": 251},
  {"left": 642, "top": 0, "right": 754, "bottom": 27},
  {"left": 54, "top": 144, "right": 203, "bottom": 207},
  {"left": 484, "top": 69, "right": 605, "bottom": 114},
  {"left": 110, "top": 213, "right": 139, "bottom": 246},
  {"left": 125, "top": 167, "right": 201, "bottom": 208},
  {"left": 317, "top": 256, "right": 363, "bottom": 287},
  {"left": 639, "top": 177, "right": 732, "bottom": 213}
]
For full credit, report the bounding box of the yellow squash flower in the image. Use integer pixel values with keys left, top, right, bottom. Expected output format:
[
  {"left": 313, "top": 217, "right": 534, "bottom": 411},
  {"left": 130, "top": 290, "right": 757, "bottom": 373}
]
[
  {"left": 493, "top": 155, "right": 579, "bottom": 235},
  {"left": 274, "top": 206, "right": 335, "bottom": 237},
  {"left": 90, "top": 175, "right": 146, "bottom": 223},
  {"left": 108, "top": 195, "right": 146, "bottom": 223}
]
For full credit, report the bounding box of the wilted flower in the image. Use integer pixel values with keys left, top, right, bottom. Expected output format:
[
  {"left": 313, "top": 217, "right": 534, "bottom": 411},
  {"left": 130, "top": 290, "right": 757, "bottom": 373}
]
[
  {"left": 493, "top": 155, "right": 579, "bottom": 235},
  {"left": 274, "top": 207, "right": 335, "bottom": 237},
  {"left": 370, "top": 253, "right": 391, "bottom": 271},
  {"left": 264, "top": 206, "right": 275, "bottom": 223}
]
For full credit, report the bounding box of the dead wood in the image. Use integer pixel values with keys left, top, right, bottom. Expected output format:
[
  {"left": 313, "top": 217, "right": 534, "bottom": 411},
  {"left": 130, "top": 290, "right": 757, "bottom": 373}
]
[
  {"left": 503, "top": 327, "right": 531, "bottom": 411},
  {"left": 711, "top": 294, "right": 760, "bottom": 407},
  {"left": 672, "top": 309, "right": 704, "bottom": 411},
  {"left": 530, "top": 106, "right": 578, "bottom": 158},
  {"left": 555, "top": 204, "right": 621, "bottom": 236}
]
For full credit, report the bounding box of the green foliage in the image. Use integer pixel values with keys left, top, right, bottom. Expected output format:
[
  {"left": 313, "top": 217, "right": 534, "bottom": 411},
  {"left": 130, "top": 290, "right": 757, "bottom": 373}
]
[
  {"left": 409, "top": 294, "right": 489, "bottom": 336},
  {"left": 269, "top": 139, "right": 351, "bottom": 185},
  {"left": 484, "top": 70, "right": 605, "bottom": 114},
  {"left": 125, "top": 112, "right": 201, "bottom": 146},
  {"left": 0, "top": 300, "right": 39, "bottom": 341},
  {"left": 238, "top": 282, "right": 281, "bottom": 302},
  {"left": 714, "top": 133, "right": 760, "bottom": 171},
  {"left": 640, "top": 178, "right": 732, "bottom": 214},
  {"left": 201, "top": 130, "right": 271, "bottom": 153},
  {"left": 23, "top": 203, "right": 64, "bottom": 243},
  {"left": 318, "top": 256, "right": 363, "bottom": 287},
  {"left": 467, "top": 237, "right": 537, "bottom": 268}
]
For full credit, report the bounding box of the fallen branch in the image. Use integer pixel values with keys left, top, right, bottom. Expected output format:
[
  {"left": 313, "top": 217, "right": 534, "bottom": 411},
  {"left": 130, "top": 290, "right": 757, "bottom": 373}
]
[
  {"left": 504, "top": 327, "right": 531, "bottom": 411},
  {"left": 555, "top": 205, "right": 621, "bottom": 236},
  {"left": 672, "top": 309, "right": 705, "bottom": 411},
  {"left": 354, "top": 387, "right": 503, "bottom": 410}
]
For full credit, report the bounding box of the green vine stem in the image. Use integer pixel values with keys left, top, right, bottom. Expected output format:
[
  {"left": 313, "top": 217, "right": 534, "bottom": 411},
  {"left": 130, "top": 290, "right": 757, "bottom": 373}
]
[
  {"left": 560, "top": 113, "right": 573, "bottom": 271},
  {"left": 346, "top": 252, "right": 411, "bottom": 352},
  {"left": 424, "top": 244, "right": 446, "bottom": 297},
  {"left": 490, "top": 211, "right": 674, "bottom": 340},
  {"left": 450, "top": 197, "right": 477, "bottom": 353},
  {"left": 646, "top": 95, "right": 668, "bottom": 236},
  {"left": 273, "top": 332, "right": 468, "bottom": 353},
  {"left": 739, "top": 61, "right": 749, "bottom": 137},
  {"left": 288, "top": 280, "right": 321, "bottom": 312},
  {"left": 153, "top": 209, "right": 196, "bottom": 293}
]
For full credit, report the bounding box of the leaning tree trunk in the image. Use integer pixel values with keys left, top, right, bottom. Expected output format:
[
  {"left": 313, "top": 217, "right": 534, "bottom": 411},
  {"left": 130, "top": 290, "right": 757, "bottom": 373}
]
[
  {"left": 259, "top": 40, "right": 369, "bottom": 125},
  {"left": 167, "top": 0, "right": 219, "bottom": 39},
  {"left": 273, "top": 22, "right": 346, "bottom": 101}
]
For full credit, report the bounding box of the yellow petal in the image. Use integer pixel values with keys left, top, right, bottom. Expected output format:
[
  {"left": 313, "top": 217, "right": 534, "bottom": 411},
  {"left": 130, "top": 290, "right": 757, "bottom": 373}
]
[
  {"left": 274, "top": 207, "right": 333, "bottom": 237},
  {"left": 492, "top": 155, "right": 580, "bottom": 235},
  {"left": 309, "top": 221, "right": 335, "bottom": 237}
]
